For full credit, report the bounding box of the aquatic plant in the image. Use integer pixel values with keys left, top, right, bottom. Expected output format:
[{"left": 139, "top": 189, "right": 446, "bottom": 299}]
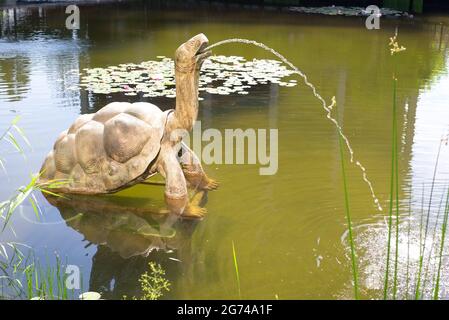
[
  {"left": 414, "top": 138, "right": 445, "bottom": 299},
  {"left": 24, "top": 254, "right": 72, "bottom": 300},
  {"left": 232, "top": 241, "right": 242, "bottom": 299},
  {"left": 334, "top": 97, "right": 359, "bottom": 299},
  {"left": 350, "top": 33, "right": 449, "bottom": 300},
  {"left": 383, "top": 57, "right": 398, "bottom": 300},
  {"left": 0, "top": 173, "right": 69, "bottom": 232},
  {"left": 351, "top": 183, "right": 449, "bottom": 300},
  {"left": 0, "top": 115, "right": 69, "bottom": 232},
  {"left": 433, "top": 187, "right": 449, "bottom": 299},
  {"left": 0, "top": 118, "right": 71, "bottom": 300},
  {"left": 0, "top": 115, "right": 30, "bottom": 173},
  {"left": 404, "top": 197, "right": 412, "bottom": 299},
  {"left": 0, "top": 243, "right": 78, "bottom": 300},
  {"left": 383, "top": 32, "right": 405, "bottom": 300},
  {"left": 420, "top": 180, "right": 448, "bottom": 297},
  {"left": 0, "top": 117, "right": 36, "bottom": 230},
  {"left": 0, "top": 242, "right": 30, "bottom": 299},
  {"left": 0, "top": 118, "right": 33, "bottom": 299},
  {"left": 78, "top": 55, "right": 297, "bottom": 98},
  {"left": 130, "top": 262, "right": 170, "bottom": 300}
]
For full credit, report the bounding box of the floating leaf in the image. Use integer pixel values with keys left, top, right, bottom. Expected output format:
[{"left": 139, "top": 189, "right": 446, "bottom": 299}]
[
  {"left": 79, "top": 291, "right": 101, "bottom": 300},
  {"left": 78, "top": 55, "right": 297, "bottom": 99}
]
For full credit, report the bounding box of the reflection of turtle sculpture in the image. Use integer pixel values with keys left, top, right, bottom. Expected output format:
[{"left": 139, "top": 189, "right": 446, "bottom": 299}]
[
  {"left": 38, "top": 34, "right": 218, "bottom": 218},
  {"left": 44, "top": 194, "right": 197, "bottom": 299},
  {"left": 45, "top": 194, "right": 197, "bottom": 259}
]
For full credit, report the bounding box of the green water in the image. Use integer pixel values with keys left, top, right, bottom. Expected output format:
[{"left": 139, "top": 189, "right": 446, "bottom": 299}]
[{"left": 1, "top": 2, "right": 449, "bottom": 299}]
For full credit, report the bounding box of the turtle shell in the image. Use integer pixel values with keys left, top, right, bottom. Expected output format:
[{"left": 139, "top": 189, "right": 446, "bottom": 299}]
[{"left": 38, "top": 102, "right": 171, "bottom": 194}]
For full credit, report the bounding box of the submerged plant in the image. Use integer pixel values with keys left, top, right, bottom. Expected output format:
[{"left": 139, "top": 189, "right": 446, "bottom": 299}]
[{"left": 131, "top": 262, "right": 170, "bottom": 300}]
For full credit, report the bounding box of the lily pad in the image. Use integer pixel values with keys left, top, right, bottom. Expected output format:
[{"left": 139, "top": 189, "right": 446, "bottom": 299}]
[{"left": 78, "top": 55, "right": 297, "bottom": 99}]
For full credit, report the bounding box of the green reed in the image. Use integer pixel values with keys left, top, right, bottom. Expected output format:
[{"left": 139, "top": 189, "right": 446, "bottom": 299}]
[
  {"left": 393, "top": 80, "right": 399, "bottom": 299},
  {"left": 0, "top": 242, "right": 29, "bottom": 299},
  {"left": 433, "top": 188, "right": 449, "bottom": 299},
  {"left": 379, "top": 84, "right": 448, "bottom": 300},
  {"left": 383, "top": 74, "right": 399, "bottom": 300},
  {"left": 392, "top": 76, "right": 400, "bottom": 300},
  {"left": 22, "top": 253, "right": 70, "bottom": 300},
  {"left": 0, "top": 125, "right": 69, "bottom": 299},
  {"left": 335, "top": 99, "right": 358, "bottom": 299},
  {"left": 0, "top": 115, "right": 30, "bottom": 173},
  {"left": 414, "top": 140, "right": 443, "bottom": 299},
  {"left": 0, "top": 117, "right": 68, "bottom": 233},
  {"left": 421, "top": 189, "right": 446, "bottom": 297},
  {"left": 382, "top": 31, "right": 410, "bottom": 300},
  {"left": 404, "top": 196, "right": 412, "bottom": 299},
  {"left": 232, "top": 241, "right": 242, "bottom": 299}
]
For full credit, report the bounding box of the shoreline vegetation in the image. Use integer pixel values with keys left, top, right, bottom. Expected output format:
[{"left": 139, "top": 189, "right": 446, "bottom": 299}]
[{"left": 3, "top": 0, "right": 449, "bottom": 14}]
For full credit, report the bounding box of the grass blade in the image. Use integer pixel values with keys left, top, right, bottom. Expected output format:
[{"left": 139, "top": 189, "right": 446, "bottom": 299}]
[
  {"left": 433, "top": 188, "right": 449, "bottom": 299},
  {"left": 415, "top": 139, "right": 443, "bottom": 299},
  {"left": 231, "top": 241, "right": 241, "bottom": 299},
  {"left": 335, "top": 97, "right": 359, "bottom": 299},
  {"left": 384, "top": 76, "right": 398, "bottom": 300},
  {"left": 392, "top": 77, "right": 400, "bottom": 299}
]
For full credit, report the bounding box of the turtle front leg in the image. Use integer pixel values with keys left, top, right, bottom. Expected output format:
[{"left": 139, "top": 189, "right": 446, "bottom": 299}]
[
  {"left": 158, "top": 149, "right": 207, "bottom": 219},
  {"left": 179, "top": 142, "right": 219, "bottom": 191}
]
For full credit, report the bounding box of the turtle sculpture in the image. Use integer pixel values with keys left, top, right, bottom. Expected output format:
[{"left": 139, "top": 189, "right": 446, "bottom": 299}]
[{"left": 38, "top": 33, "right": 218, "bottom": 218}]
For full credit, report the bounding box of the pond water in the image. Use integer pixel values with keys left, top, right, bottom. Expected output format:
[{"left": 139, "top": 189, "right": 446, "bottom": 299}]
[{"left": 1, "top": 1, "right": 449, "bottom": 299}]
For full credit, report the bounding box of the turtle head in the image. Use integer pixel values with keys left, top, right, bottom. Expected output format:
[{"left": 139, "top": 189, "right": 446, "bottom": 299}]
[{"left": 175, "top": 33, "right": 211, "bottom": 73}]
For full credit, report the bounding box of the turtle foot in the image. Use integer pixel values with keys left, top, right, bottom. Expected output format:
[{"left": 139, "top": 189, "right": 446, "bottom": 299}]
[
  {"left": 204, "top": 178, "right": 219, "bottom": 191},
  {"left": 182, "top": 204, "right": 207, "bottom": 219}
]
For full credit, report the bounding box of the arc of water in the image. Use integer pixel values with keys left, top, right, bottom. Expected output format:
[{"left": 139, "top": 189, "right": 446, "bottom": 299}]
[{"left": 206, "top": 39, "right": 383, "bottom": 212}]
